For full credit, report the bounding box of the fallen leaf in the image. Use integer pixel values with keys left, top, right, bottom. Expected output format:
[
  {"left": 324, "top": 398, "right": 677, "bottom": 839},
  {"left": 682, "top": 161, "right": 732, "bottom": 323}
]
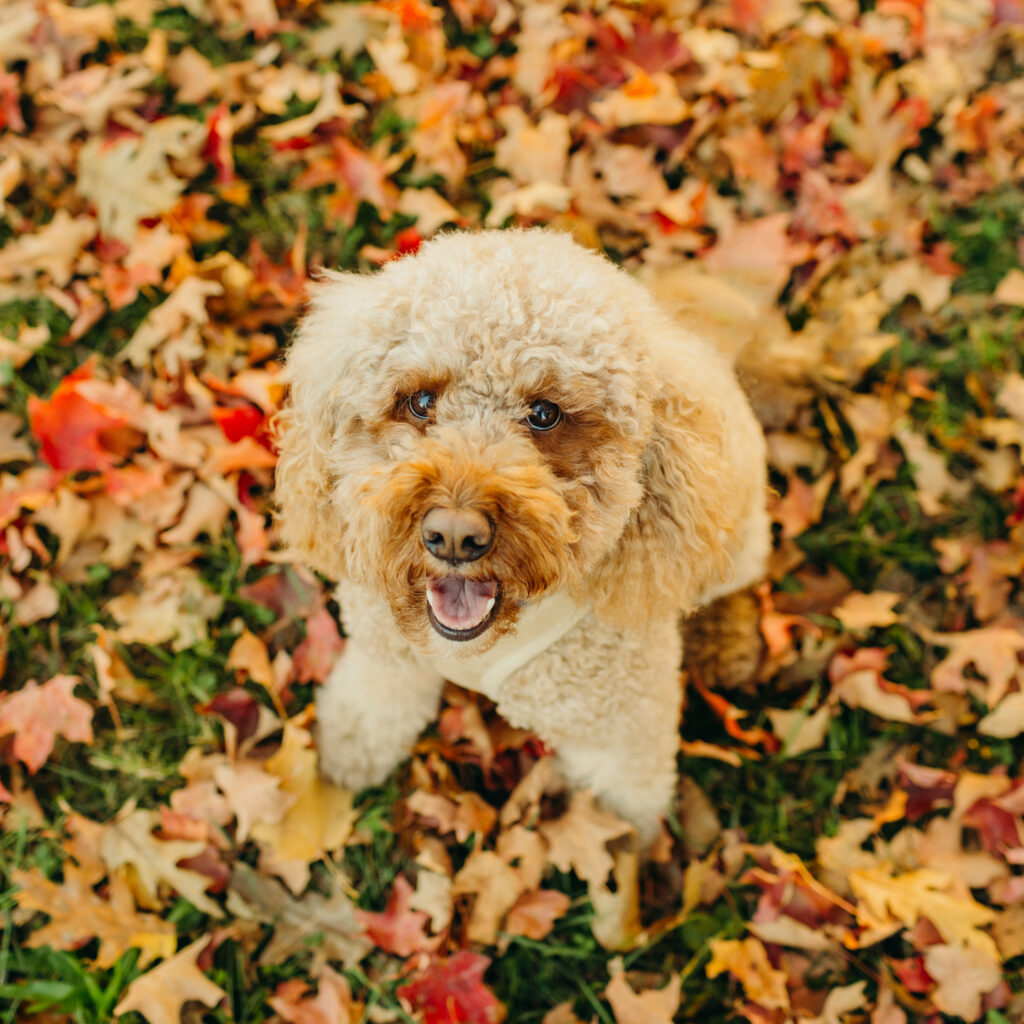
[
  {"left": 100, "top": 807, "right": 222, "bottom": 917},
  {"left": 705, "top": 937, "right": 790, "bottom": 1011},
  {"left": 0, "top": 674, "right": 94, "bottom": 773},
  {"left": 399, "top": 951, "right": 505, "bottom": 1024},
  {"left": 503, "top": 888, "right": 570, "bottom": 941},
  {"left": 226, "top": 864, "right": 372, "bottom": 970},
  {"left": 848, "top": 866, "right": 997, "bottom": 958},
  {"left": 268, "top": 966, "right": 363, "bottom": 1024},
  {"left": 357, "top": 874, "right": 435, "bottom": 956},
  {"left": 924, "top": 943, "right": 1002, "bottom": 1021},
  {"left": 604, "top": 967, "right": 681, "bottom": 1024},
  {"left": 13, "top": 862, "right": 176, "bottom": 968},
  {"left": 833, "top": 590, "right": 902, "bottom": 630},
  {"left": 540, "top": 791, "right": 633, "bottom": 887},
  {"left": 113, "top": 936, "right": 226, "bottom": 1024}
]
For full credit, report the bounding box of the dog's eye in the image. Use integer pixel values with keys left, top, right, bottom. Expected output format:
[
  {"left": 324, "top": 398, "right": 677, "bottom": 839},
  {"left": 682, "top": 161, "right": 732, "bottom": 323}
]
[
  {"left": 407, "top": 390, "right": 436, "bottom": 421},
  {"left": 525, "top": 399, "right": 562, "bottom": 431}
]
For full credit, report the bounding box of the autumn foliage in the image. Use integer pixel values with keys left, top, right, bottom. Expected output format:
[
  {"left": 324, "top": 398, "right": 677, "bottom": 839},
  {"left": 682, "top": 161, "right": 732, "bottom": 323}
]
[{"left": 2, "top": 0, "right": 1024, "bottom": 1023}]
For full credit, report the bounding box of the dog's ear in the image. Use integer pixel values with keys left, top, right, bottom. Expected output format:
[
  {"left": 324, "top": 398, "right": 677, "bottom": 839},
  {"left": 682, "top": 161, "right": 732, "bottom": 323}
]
[
  {"left": 588, "top": 323, "right": 765, "bottom": 626},
  {"left": 274, "top": 272, "right": 368, "bottom": 580}
]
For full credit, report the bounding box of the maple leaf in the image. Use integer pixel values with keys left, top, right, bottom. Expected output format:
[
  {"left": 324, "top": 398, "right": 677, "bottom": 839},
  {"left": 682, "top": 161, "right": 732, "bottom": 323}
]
[
  {"left": 27, "top": 361, "right": 135, "bottom": 475},
  {"left": 357, "top": 874, "right": 435, "bottom": 956},
  {"left": 77, "top": 117, "right": 206, "bottom": 242},
  {"left": 540, "top": 791, "right": 633, "bottom": 888},
  {"left": 292, "top": 605, "right": 346, "bottom": 684},
  {"left": 924, "top": 943, "right": 1002, "bottom": 1021},
  {"left": 113, "top": 937, "right": 226, "bottom": 1024},
  {"left": 0, "top": 674, "right": 93, "bottom": 773},
  {"left": 399, "top": 951, "right": 506, "bottom": 1024},
  {"left": 504, "top": 888, "right": 571, "bottom": 941},
  {"left": 269, "top": 966, "right": 363, "bottom": 1024},
  {"left": 212, "top": 760, "right": 294, "bottom": 843},
  {"left": 13, "top": 862, "right": 176, "bottom": 969}
]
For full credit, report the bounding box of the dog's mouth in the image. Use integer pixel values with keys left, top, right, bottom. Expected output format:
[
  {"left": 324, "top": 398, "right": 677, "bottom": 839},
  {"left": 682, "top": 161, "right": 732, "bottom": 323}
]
[{"left": 426, "top": 577, "right": 501, "bottom": 641}]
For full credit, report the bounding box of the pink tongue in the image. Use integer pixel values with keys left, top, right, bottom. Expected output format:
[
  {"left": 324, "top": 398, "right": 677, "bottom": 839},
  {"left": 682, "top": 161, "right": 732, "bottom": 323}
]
[{"left": 427, "top": 577, "right": 497, "bottom": 630}]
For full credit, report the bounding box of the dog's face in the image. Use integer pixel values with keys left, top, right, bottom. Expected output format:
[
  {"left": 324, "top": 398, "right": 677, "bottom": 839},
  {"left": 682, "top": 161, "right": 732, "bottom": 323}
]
[{"left": 278, "top": 230, "right": 755, "bottom": 653}]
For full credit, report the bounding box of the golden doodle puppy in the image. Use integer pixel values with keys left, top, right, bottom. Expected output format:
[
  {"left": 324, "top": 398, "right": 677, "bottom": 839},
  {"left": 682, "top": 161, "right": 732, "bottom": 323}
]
[{"left": 277, "top": 229, "right": 769, "bottom": 845}]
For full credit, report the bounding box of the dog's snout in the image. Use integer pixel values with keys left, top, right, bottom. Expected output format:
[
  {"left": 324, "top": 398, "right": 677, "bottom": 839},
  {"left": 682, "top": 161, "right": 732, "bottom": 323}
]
[{"left": 421, "top": 507, "right": 494, "bottom": 563}]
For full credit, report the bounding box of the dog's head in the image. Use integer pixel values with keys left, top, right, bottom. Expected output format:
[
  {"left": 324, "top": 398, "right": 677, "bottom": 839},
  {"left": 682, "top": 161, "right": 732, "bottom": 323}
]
[{"left": 276, "top": 230, "right": 760, "bottom": 655}]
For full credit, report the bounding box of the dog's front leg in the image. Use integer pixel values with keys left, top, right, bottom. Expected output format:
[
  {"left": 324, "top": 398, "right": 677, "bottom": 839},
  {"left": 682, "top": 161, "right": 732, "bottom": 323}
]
[
  {"left": 497, "top": 615, "right": 683, "bottom": 849},
  {"left": 315, "top": 583, "right": 444, "bottom": 791}
]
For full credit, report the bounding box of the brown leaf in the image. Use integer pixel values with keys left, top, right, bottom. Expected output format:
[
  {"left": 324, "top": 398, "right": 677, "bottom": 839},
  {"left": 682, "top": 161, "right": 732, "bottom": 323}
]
[
  {"left": 113, "top": 937, "right": 226, "bottom": 1024},
  {"left": 504, "top": 889, "right": 570, "bottom": 941},
  {"left": 604, "top": 968, "right": 681, "bottom": 1024},
  {"left": 13, "top": 863, "right": 176, "bottom": 969},
  {"left": 226, "top": 864, "right": 372, "bottom": 970},
  {"left": 540, "top": 791, "right": 633, "bottom": 887}
]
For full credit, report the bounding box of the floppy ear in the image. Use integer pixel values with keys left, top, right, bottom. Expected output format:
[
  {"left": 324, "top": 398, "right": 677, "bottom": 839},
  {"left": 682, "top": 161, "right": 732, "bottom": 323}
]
[
  {"left": 274, "top": 272, "right": 368, "bottom": 580},
  {"left": 587, "top": 322, "right": 766, "bottom": 627}
]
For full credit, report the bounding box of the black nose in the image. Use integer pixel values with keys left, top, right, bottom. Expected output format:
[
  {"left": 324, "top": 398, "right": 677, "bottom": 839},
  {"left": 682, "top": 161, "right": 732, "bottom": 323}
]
[{"left": 421, "top": 507, "right": 494, "bottom": 563}]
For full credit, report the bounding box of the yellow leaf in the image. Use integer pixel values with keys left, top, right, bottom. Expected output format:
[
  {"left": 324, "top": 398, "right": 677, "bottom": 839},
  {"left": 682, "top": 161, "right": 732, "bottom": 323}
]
[
  {"left": 849, "top": 867, "right": 997, "bottom": 958},
  {"left": 706, "top": 937, "right": 790, "bottom": 1011}
]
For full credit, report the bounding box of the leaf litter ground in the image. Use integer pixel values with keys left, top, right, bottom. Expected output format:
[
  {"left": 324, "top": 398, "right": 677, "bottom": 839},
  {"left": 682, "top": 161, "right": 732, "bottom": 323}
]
[{"left": 1, "top": 2, "right": 1024, "bottom": 1024}]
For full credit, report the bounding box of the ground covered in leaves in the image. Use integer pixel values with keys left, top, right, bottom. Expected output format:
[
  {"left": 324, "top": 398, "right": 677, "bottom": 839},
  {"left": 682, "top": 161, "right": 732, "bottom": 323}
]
[{"left": 2, "top": 1, "right": 1024, "bottom": 1022}]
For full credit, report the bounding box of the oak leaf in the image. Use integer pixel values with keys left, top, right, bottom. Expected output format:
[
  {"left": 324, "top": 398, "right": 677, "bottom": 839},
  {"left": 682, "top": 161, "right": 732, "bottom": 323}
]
[
  {"left": 113, "top": 937, "right": 225, "bottom": 1024},
  {"left": 848, "top": 866, "right": 997, "bottom": 958},
  {"left": 540, "top": 791, "right": 633, "bottom": 887},
  {"left": 13, "top": 862, "right": 176, "bottom": 969},
  {"left": 0, "top": 674, "right": 94, "bottom": 774},
  {"left": 226, "top": 863, "right": 371, "bottom": 971},
  {"left": 705, "top": 937, "right": 790, "bottom": 1011},
  {"left": 100, "top": 807, "right": 222, "bottom": 916},
  {"left": 452, "top": 850, "right": 525, "bottom": 945}
]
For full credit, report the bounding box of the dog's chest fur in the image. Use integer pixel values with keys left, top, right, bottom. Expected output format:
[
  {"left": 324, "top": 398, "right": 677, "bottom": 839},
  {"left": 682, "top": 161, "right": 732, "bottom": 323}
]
[{"left": 422, "top": 590, "right": 588, "bottom": 700}]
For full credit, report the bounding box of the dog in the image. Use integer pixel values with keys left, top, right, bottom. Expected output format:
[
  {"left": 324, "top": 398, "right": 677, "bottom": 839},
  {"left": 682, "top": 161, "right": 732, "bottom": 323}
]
[{"left": 276, "top": 229, "right": 769, "bottom": 845}]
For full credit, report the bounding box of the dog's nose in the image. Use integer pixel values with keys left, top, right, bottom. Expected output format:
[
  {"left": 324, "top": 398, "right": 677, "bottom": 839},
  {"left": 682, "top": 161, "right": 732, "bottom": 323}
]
[{"left": 421, "top": 507, "right": 494, "bottom": 563}]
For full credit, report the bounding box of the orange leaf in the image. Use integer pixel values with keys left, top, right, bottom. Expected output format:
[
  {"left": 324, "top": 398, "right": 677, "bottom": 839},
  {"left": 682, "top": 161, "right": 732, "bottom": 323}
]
[
  {"left": 0, "top": 675, "right": 94, "bottom": 773},
  {"left": 27, "top": 361, "right": 134, "bottom": 474}
]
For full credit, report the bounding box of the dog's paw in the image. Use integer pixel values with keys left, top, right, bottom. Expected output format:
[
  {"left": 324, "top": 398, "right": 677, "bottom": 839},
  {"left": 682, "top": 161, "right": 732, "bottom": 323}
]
[
  {"left": 314, "top": 719, "right": 401, "bottom": 791},
  {"left": 682, "top": 587, "right": 764, "bottom": 691}
]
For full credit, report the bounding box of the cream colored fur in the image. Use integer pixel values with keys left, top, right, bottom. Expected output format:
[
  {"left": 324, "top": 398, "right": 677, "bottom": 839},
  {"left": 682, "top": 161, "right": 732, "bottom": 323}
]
[{"left": 277, "top": 229, "right": 769, "bottom": 845}]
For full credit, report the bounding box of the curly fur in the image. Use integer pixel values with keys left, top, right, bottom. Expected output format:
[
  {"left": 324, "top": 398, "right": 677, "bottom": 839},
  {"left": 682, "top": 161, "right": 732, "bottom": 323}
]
[{"left": 277, "top": 229, "right": 770, "bottom": 844}]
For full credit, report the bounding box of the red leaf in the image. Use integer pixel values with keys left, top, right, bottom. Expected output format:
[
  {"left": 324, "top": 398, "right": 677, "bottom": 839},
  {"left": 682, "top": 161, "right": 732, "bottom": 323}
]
[
  {"left": 399, "top": 952, "right": 505, "bottom": 1024},
  {"left": 27, "top": 361, "right": 133, "bottom": 474},
  {"left": 292, "top": 607, "right": 345, "bottom": 685},
  {"left": 212, "top": 405, "right": 266, "bottom": 443},
  {"left": 356, "top": 875, "right": 433, "bottom": 957}
]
